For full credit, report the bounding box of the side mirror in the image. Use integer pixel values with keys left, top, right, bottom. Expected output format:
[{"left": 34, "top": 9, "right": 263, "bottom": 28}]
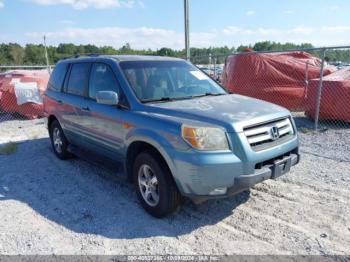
[{"left": 96, "top": 91, "right": 119, "bottom": 105}]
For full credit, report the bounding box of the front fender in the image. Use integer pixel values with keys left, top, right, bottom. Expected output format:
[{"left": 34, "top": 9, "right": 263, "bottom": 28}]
[{"left": 125, "top": 128, "right": 182, "bottom": 189}]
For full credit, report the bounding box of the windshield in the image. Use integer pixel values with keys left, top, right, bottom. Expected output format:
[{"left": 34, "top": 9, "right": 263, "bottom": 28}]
[{"left": 120, "top": 60, "right": 227, "bottom": 102}]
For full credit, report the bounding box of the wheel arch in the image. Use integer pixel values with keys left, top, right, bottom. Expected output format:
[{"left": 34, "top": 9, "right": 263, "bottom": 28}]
[
  {"left": 125, "top": 140, "right": 177, "bottom": 187},
  {"left": 47, "top": 115, "right": 58, "bottom": 133}
]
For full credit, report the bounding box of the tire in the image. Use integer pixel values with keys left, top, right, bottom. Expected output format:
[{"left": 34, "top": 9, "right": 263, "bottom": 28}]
[
  {"left": 49, "top": 120, "right": 71, "bottom": 160},
  {"left": 133, "top": 151, "right": 182, "bottom": 218}
]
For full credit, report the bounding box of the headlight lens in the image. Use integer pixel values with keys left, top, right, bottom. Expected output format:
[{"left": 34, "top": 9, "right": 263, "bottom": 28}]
[{"left": 181, "top": 125, "right": 229, "bottom": 151}]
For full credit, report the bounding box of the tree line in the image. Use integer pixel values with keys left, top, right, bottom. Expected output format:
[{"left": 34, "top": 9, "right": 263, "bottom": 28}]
[{"left": 0, "top": 41, "right": 349, "bottom": 66}]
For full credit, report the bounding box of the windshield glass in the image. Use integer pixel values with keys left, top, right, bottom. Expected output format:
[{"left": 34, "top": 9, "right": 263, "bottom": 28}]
[{"left": 120, "top": 60, "right": 227, "bottom": 102}]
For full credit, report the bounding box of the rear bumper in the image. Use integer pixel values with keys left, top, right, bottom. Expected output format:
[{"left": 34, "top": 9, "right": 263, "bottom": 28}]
[
  {"left": 43, "top": 117, "right": 48, "bottom": 129},
  {"left": 182, "top": 152, "right": 300, "bottom": 202}
]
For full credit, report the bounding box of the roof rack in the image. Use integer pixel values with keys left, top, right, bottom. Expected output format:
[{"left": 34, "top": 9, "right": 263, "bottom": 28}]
[{"left": 62, "top": 53, "right": 102, "bottom": 60}]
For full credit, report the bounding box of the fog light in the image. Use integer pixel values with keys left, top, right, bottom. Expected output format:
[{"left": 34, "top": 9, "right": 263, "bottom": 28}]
[{"left": 209, "top": 187, "right": 227, "bottom": 196}]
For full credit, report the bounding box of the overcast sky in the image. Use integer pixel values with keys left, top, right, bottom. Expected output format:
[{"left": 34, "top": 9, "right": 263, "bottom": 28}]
[{"left": 0, "top": 0, "right": 349, "bottom": 49}]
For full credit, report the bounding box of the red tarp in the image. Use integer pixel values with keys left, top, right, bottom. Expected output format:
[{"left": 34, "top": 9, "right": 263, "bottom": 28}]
[
  {"left": 222, "top": 50, "right": 335, "bottom": 110},
  {"left": 305, "top": 67, "right": 350, "bottom": 122},
  {"left": 0, "top": 70, "right": 49, "bottom": 119}
]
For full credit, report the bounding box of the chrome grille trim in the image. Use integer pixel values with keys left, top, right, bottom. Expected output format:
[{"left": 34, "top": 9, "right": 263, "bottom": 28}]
[{"left": 244, "top": 118, "right": 294, "bottom": 150}]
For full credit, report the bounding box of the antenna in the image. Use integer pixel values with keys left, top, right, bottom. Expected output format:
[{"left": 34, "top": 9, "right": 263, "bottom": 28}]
[
  {"left": 184, "top": 0, "right": 190, "bottom": 61},
  {"left": 43, "top": 35, "right": 51, "bottom": 74}
]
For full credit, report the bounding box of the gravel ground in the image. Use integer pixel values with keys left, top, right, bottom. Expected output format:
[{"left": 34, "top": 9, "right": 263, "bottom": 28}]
[{"left": 0, "top": 114, "right": 349, "bottom": 255}]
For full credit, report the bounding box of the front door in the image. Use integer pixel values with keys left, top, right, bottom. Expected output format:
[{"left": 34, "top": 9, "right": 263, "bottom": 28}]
[{"left": 79, "top": 63, "right": 128, "bottom": 160}]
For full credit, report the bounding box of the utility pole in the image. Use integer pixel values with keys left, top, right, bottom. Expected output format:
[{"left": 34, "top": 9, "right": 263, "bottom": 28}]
[
  {"left": 43, "top": 35, "right": 51, "bottom": 74},
  {"left": 184, "top": 0, "right": 190, "bottom": 61}
]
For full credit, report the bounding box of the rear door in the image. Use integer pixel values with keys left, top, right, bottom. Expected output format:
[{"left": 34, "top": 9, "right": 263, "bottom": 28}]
[
  {"left": 60, "top": 62, "right": 91, "bottom": 147},
  {"left": 44, "top": 62, "right": 69, "bottom": 124}
]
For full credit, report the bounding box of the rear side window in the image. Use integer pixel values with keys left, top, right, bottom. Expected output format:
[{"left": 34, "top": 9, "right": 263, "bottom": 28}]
[
  {"left": 66, "top": 63, "right": 91, "bottom": 96},
  {"left": 48, "top": 63, "right": 68, "bottom": 91},
  {"left": 89, "top": 63, "right": 120, "bottom": 99}
]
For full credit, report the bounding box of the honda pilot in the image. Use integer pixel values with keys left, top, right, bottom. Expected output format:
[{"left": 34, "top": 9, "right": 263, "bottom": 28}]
[{"left": 44, "top": 55, "right": 300, "bottom": 218}]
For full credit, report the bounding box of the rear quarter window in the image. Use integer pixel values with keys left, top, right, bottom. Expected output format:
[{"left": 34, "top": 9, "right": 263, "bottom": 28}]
[
  {"left": 66, "top": 63, "right": 91, "bottom": 96},
  {"left": 48, "top": 63, "right": 68, "bottom": 91}
]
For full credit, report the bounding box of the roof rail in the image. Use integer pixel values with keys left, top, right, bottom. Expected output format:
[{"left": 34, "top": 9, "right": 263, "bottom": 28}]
[{"left": 62, "top": 53, "right": 102, "bottom": 60}]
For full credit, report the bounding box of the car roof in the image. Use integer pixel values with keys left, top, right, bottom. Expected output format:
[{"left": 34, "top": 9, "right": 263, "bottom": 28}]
[
  {"left": 60, "top": 54, "right": 184, "bottom": 64},
  {"left": 113, "top": 55, "right": 184, "bottom": 62}
]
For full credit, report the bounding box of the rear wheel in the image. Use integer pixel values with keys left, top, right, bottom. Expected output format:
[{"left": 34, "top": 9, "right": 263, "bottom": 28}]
[
  {"left": 133, "top": 152, "right": 182, "bottom": 218},
  {"left": 50, "top": 120, "right": 71, "bottom": 160}
]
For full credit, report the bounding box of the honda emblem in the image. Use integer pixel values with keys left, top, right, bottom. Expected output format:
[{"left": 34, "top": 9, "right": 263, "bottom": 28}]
[{"left": 270, "top": 126, "right": 280, "bottom": 140}]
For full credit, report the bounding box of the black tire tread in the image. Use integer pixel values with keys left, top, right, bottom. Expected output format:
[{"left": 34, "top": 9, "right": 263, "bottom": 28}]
[
  {"left": 133, "top": 150, "right": 182, "bottom": 218},
  {"left": 49, "top": 120, "right": 72, "bottom": 160}
]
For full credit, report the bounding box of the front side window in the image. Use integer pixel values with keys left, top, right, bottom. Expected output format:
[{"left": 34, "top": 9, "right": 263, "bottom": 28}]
[
  {"left": 66, "top": 63, "right": 90, "bottom": 96},
  {"left": 89, "top": 63, "right": 120, "bottom": 99},
  {"left": 120, "top": 60, "right": 226, "bottom": 102}
]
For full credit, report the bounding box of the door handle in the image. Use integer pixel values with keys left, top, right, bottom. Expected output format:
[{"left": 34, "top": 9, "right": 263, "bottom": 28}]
[
  {"left": 81, "top": 106, "right": 90, "bottom": 111},
  {"left": 56, "top": 99, "right": 63, "bottom": 104}
]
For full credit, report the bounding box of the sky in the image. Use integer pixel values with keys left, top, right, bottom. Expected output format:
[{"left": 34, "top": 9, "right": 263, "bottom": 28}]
[{"left": 0, "top": 0, "right": 350, "bottom": 50}]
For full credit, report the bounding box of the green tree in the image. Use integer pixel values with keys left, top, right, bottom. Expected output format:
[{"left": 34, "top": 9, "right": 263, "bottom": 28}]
[
  {"left": 0, "top": 44, "right": 11, "bottom": 64},
  {"left": 57, "top": 43, "right": 76, "bottom": 55},
  {"left": 0, "top": 41, "right": 348, "bottom": 65},
  {"left": 237, "top": 44, "right": 252, "bottom": 52},
  {"left": 100, "top": 46, "right": 117, "bottom": 55},
  {"left": 83, "top": 44, "right": 100, "bottom": 54},
  {"left": 157, "top": 47, "right": 176, "bottom": 57},
  {"left": 24, "top": 44, "right": 46, "bottom": 64},
  {"left": 9, "top": 43, "right": 25, "bottom": 64},
  {"left": 120, "top": 43, "right": 132, "bottom": 53}
]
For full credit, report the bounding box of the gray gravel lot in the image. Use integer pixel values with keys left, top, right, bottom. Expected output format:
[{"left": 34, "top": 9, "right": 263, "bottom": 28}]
[{"left": 0, "top": 115, "right": 349, "bottom": 255}]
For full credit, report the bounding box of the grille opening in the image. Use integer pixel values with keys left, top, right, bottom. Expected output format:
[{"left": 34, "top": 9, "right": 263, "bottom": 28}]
[
  {"left": 250, "top": 132, "right": 290, "bottom": 147},
  {"left": 254, "top": 148, "right": 297, "bottom": 170}
]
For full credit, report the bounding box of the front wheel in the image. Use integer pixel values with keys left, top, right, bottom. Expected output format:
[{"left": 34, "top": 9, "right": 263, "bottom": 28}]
[{"left": 133, "top": 152, "right": 182, "bottom": 218}]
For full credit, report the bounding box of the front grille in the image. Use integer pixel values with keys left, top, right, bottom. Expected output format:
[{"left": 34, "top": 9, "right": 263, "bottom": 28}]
[{"left": 244, "top": 117, "right": 294, "bottom": 151}]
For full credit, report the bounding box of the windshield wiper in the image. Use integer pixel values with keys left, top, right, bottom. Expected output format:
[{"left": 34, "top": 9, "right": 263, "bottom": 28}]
[
  {"left": 206, "top": 92, "right": 226, "bottom": 96},
  {"left": 142, "top": 93, "right": 226, "bottom": 103},
  {"left": 192, "top": 92, "right": 226, "bottom": 98},
  {"left": 142, "top": 97, "right": 176, "bottom": 103}
]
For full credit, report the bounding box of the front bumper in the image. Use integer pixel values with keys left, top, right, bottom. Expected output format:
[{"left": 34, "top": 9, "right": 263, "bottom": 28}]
[
  {"left": 188, "top": 152, "right": 300, "bottom": 202},
  {"left": 228, "top": 153, "right": 299, "bottom": 194},
  {"left": 166, "top": 130, "right": 299, "bottom": 198}
]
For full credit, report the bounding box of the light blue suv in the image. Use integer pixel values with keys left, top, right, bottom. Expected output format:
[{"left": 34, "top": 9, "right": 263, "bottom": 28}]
[{"left": 44, "top": 55, "right": 300, "bottom": 217}]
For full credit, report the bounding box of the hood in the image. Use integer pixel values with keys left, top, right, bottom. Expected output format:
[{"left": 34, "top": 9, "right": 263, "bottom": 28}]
[{"left": 143, "top": 94, "right": 290, "bottom": 133}]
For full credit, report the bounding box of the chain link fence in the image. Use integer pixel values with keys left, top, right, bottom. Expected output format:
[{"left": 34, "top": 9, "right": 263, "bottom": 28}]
[
  {"left": 0, "top": 47, "right": 349, "bottom": 139},
  {"left": 192, "top": 46, "right": 350, "bottom": 132},
  {"left": 0, "top": 65, "right": 51, "bottom": 151}
]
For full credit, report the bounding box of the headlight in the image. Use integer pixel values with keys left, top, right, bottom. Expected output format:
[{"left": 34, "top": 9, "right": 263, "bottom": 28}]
[{"left": 181, "top": 125, "right": 229, "bottom": 151}]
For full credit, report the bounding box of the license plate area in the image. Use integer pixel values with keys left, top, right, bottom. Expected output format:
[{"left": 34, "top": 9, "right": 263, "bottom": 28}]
[{"left": 271, "top": 157, "right": 292, "bottom": 179}]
